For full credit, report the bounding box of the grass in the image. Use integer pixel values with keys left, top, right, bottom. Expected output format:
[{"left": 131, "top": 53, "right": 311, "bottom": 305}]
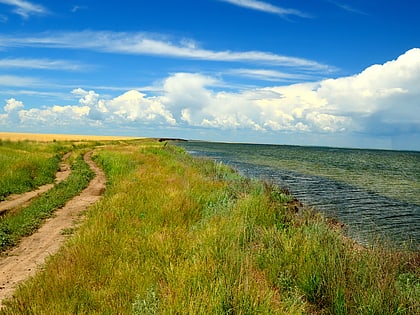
[
  {"left": 0, "top": 140, "right": 66, "bottom": 200},
  {"left": 1, "top": 141, "right": 419, "bottom": 314},
  {"left": 0, "top": 151, "right": 94, "bottom": 251}
]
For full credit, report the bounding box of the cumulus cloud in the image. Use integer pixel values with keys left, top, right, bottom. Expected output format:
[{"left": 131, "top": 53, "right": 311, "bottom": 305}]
[
  {"left": 161, "top": 73, "right": 217, "bottom": 114},
  {"left": 159, "top": 78, "right": 351, "bottom": 133},
  {"left": 107, "top": 90, "right": 176, "bottom": 125},
  {"left": 1, "top": 97, "right": 91, "bottom": 128},
  {"left": 2, "top": 98, "right": 24, "bottom": 123},
  {"left": 317, "top": 48, "right": 420, "bottom": 133},
  {"left": 18, "top": 106, "right": 90, "bottom": 128},
  {"left": 71, "top": 88, "right": 107, "bottom": 120},
  {"left": 4, "top": 98, "right": 23, "bottom": 112},
  {"left": 2, "top": 89, "right": 177, "bottom": 129}
]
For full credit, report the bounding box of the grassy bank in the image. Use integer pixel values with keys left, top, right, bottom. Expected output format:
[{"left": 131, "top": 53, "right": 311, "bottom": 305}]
[
  {"left": 0, "top": 151, "right": 94, "bottom": 251},
  {"left": 2, "top": 141, "right": 419, "bottom": 314}
]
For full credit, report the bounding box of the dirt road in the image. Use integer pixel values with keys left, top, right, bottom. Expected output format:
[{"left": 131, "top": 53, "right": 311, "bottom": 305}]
[{"left": 0, "top": 151, "right": 106, "bottom": 305}]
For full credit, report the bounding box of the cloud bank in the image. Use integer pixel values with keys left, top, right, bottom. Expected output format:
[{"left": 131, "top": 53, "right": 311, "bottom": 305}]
[{"left": 2, "top": 49, "right": 419, "bottom": 149}]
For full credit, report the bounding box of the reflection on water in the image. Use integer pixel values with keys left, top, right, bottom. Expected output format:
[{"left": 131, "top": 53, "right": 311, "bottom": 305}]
[{"left": 176, "top": 141, "right": 420, "bottom": 250}]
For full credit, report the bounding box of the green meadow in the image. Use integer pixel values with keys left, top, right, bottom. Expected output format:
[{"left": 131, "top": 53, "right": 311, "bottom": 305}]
[
  {"left": 1, "top": 140, "right": 419, "bottom": 314},
  {"left": 0, "top": 140, "right": 65, "bottom": 201}
]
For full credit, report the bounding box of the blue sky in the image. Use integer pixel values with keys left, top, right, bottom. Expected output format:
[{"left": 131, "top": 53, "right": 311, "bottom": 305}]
[{"left": 0, "top": 0, "right": 419, "bottom": 150}]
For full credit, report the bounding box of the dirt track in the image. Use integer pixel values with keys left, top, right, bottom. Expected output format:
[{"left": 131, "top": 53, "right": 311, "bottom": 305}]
[{"left": 0, "top": 151, "right": 106, "bottom": 305}]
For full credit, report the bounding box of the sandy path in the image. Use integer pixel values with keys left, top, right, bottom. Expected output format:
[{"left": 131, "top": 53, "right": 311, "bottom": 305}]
[
  {"left": 0, "top": 152, "right": 72, "bottom": 215},
  {"left": 0, "top": 151, "right": 106, "bottom": 305}
]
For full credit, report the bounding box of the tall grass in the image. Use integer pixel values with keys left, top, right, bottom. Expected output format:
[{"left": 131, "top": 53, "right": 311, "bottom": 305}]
[
  {"left": 0, "top": 152, "right": 94, "bottom": 251},
  {"left": 0, "top": 140, "right": 68, "bottom": 200},
  {"left": 2, "top": 141, "right": 418, "bottom": 314}
]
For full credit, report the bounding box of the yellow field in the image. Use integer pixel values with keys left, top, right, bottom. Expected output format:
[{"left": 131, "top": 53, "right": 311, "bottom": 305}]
[{"left": 0, "top": 132, "right": 141, "bottom": 142}]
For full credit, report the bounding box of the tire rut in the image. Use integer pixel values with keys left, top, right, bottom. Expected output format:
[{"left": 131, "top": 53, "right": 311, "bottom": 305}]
[{"left": 0, "top": 151, "right": 106, "bottom": 306}]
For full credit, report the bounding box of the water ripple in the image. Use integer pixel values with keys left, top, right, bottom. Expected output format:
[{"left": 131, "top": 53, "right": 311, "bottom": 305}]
[{"left": 181, "top": 144, "right": 420, "bottom": 250}]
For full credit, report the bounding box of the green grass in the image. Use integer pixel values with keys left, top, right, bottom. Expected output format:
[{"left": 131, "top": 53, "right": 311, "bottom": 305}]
[
  {"left": 1, "top": 141, "right": 419, "bottom": 314},
  {"left": 0, "top": 152, "right": 94, "bottom": 251},
  {"left": 0, "top": 140, "right": 68, "bottom": 200}
]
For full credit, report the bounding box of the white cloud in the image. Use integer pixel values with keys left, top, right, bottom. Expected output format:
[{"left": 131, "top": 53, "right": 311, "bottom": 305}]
[
  {"left": 108, "top": 90, "right": 176, "bottom": 125},
  {"left": 0, "top": 75, "right": 40, "bottom": 87},
  {"left": 219, "top": 0, "right": 310, "bottom": 18},
  {"left": 72, "top": 88, "right": 100, "bottom": 107},
  {"left": 0, "top": 58, "right": 86, "bottom": 71},
  {"left": 228, "top": 68, "right": 314, "bottom": 82},
  {"left": 157, "top": 74, "right": 326, "bottom": 132},
  {"left": 2, "top": 98, "right": 24, "bottom": 124},
  {"left": 0, "top": 0, "right": 48, "bottom": 18},
  {"left": 317, "top": 48, "right": 420, "bottom": 125},
  {"left": 71, "top": 88, "right": 107, "bottom": 120},
  {"left": 0, "top": 31, "right": 332, "bottom": 71},
  {"left": 51, "top": 104, "right": 89, "bottom": 116},
  {"left": 1, "top": 98, "right": 91, "bottom": 128},
  {"left": 71, "top": 5, "right": 87, "bottom": 13},
  {"left": 326, "top": 1, "right": 367, "bottom": 15},
  {"left": 18, "top": 107, "right": 90, "bottom": 127},
  {"left": 161, "top": 73, "right": 217, "bottom": 113},
  {"left": 4, "top": 98, "right": 24, "bottom": 112}
]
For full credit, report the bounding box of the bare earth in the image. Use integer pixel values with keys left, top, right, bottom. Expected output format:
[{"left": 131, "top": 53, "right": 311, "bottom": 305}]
[{"left": 0, "top": 151, "right": 106, "bottom": 305}]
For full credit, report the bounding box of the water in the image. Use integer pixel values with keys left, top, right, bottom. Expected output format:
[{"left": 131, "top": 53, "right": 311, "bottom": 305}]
[{"left": 175, "top": 141, "right": 420, "bottom": 250}]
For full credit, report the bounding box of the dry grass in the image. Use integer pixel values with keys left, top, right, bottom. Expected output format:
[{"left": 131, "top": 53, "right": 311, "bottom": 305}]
[{"left": 0, "top": 132, "right": 141, "bottom": 142}]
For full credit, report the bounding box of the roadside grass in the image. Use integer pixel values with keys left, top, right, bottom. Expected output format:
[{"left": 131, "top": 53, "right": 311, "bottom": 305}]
[
  {"left": 0, "top": 140, "right": 68, "bottom": 201},
  {"left": 1, "top": 142, "right": 419, "bottom": 314},
  {"left": 0, "top": 151, "right": 94, "bottom": 251}
]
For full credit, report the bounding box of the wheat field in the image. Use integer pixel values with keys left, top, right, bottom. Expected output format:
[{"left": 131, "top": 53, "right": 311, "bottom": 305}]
[{"left": 0, "top": 132, "right": 140, "bottom": 142}]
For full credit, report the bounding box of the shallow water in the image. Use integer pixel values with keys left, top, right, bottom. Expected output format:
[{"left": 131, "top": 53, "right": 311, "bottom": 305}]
[{"left": 176, "top": 141, "right": 420, "bottom": 250}]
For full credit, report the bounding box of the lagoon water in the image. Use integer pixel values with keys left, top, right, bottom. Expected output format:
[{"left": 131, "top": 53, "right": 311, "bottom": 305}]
[{"left": 176, "top": 141, "right": 420, "bottom": 250}]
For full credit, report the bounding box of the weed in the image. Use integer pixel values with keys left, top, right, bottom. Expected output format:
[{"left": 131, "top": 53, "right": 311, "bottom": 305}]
[{"left": 132, "top": 286, "right": 159, "bottom": 315}]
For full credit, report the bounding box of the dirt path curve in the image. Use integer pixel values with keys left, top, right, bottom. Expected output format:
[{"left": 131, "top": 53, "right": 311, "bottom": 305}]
[
  {"left": 0, "top": 151, "right": 106, "bottom": 306},
  {"left": 0, "top": 152, "right": 72, "bottom": 215}
]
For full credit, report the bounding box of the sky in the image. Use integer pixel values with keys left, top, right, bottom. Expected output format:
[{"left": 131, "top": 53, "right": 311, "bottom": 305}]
[{"left": 0, "top": 0, "right": 419, "bottom": 150}]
